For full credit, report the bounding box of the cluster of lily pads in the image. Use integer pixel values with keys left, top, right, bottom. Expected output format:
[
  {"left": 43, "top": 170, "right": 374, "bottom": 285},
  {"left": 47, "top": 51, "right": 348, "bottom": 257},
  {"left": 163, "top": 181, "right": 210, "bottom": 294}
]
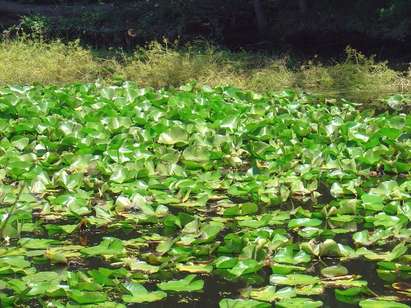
[{"left": 0, "top": 83, "right": 409, "bottom": 307}]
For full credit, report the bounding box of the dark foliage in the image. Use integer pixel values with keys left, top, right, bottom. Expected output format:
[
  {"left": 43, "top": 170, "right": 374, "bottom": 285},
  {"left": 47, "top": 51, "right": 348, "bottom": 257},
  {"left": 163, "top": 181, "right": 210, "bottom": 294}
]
[{"left": 1, "top": 0, "right": 411, "bottom": 57}]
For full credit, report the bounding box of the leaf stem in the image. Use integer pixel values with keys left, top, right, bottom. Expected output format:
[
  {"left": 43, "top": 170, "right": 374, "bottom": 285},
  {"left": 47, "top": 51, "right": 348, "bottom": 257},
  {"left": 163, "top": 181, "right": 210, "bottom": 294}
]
[{"left": 0, "top": 184, "right": 25, "bottom": 239}]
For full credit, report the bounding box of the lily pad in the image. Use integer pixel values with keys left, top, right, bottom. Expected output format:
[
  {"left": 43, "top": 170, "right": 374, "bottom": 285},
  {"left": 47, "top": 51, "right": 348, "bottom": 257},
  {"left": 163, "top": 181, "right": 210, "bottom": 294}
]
[
  {"left": 122, "top": 282, "right": 167, "bottom": 303},
  {"left": 321, "top": 265, "right": 349, "bottom": 278},
  {"left": 359, "top": 299, "right": 409, "bottom": 308},
  {"left": 157, "top": 275, "right": 204, "bottom": 292}
]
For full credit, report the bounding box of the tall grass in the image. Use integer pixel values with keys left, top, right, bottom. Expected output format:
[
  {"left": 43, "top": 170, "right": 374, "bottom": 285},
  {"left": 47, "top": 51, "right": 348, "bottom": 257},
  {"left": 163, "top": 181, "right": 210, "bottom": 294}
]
[
  {"left": 0, "top": 38, "right": 106, "bottom": 84},
  {"left": 0, "top": 38, "right": 409, "bottom": 100}
]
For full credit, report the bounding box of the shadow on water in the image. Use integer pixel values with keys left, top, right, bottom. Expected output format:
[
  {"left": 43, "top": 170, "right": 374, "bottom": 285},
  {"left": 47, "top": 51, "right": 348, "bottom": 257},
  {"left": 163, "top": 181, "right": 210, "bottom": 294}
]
[{"left": 133, "top": 275, "right": 246, "bottom": 308}]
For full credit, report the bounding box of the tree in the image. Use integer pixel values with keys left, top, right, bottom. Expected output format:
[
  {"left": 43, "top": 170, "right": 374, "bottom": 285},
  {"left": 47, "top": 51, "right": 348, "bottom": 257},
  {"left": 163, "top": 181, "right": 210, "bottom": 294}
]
[{"left": 253, "top": 0, "right": 267, "bottom": 38}]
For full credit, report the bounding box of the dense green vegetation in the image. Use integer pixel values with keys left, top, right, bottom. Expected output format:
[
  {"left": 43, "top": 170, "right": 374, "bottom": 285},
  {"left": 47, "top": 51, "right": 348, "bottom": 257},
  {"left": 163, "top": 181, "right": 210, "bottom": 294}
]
[
  {"left": 0, "top": 39, "right": 410, "bottom": 101},
  {"left": 0, "top": 84, "right": 409, "bottom": 307}
]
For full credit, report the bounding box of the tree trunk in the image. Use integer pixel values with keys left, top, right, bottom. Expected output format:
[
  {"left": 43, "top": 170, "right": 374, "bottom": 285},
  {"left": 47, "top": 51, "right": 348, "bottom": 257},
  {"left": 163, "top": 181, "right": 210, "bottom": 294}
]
[
  {"left": 298, "top": 0, "right": 307, "bottom": 15},
  {"left": 253, "top": 0, "right": 267, "bottom": 39}
]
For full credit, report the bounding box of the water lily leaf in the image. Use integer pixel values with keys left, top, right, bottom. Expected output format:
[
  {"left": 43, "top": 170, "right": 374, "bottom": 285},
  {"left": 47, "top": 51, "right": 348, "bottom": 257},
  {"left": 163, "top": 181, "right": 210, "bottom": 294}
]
[
  {"left": 273, "top": 246, "right": 311, "bottom": 265},
  {"left": 321, "top": 265, "right": 349, "bottom": 278},
  {"left": 367, "top": 213, "right": 406, "bottom": 228},
  {"left": 156, "top": 238, "right": 175, "bottom": 255},
  {"left": 18, "top": 238, "right": 61, "bottom": 249},
  {"left": 378, "top": 128, "right": 402, "bottom": 140},
  {"left": 23, "top": 271, "right": 60, "bottom": 285},
  {"left": 301, "top": 239, "right": 357, "bottom": 258},
  {"left": 45, "top": 224, "right": 77, "bottom": 236},
  {"left": 359, "top": 299, "right": 409, "bottom": 308},
  {"left": 335, "top": 287, "right": 367, "bottom": 299},
  {"left": 322, "top": 279, "right": 368, "bottom": 289},
  {"left": 0, "top": 256, "right": 31, "bottom": 273},
  {"left": 68, "top": 290, "right": 107, "bottom": 304},
  {"left": 182, "top": 145, "right": 210, "bottom": 162},
  {"left": 246, "top": 286, "right": 296, "bottom": 302},
  {"left": 195, "top": 221, "right": 224, "bottom": 243},
  {"left": 361, "top": 194, "right": 384, "bottom": 211},
  {"left": 219, "top": 298, "right": 270, "bottom": 308},
  {"left": 270, "top": 274, "right": 320, "bottom": 286},
  {"left": 369, "top": 181, "right": 402, "bottom": 199},
  {"left": 276, "top": 297, "right": 323, "bottom": 308},
  {"left": 122, "top": 282, "right": 167, "bottom": 303},
  {"left": 66, "top": 302, "right": 125, "bottom": 308},
  {"left": 298, "top": 227, "right": 322, "bottom": 239},
  {"left": 80, "top": 238, "right": 125, "bottom": 257},
  {"left": 176, "top": 263, "right": 213, "bottom": 273},
  {"left": 238, "top": 214, "right": 272, "bottom": 228},
  {"left": 26, "top": 280, "right": 63, "bottom": 296},
  {"left": 296, "top": 283, "right": 324, "bottom": 296},
  {"left": 109, "top": 166, "right": 129, "bottom": 183},
  {"left": 11, "top": 137, "right": 29, "bottom": 150},
  {"left": 352, "top": 229, "right": 391, "bottom": 246},
  {"left": 158, "top": 127, "right": 188, "bottom": 145},
  {"left": 288, "top": 218, "right": 322, "bottom": 228},
  {"left": 223, "top": 203, "right": 258, "bottom": 217},
  {"left": 228, "top": 259, "right": 262, "bottom": 277},
  {"left": 271, "top": 263, "right": 305, "bottom": 275},
  {"left": 124, "top": 259, "right": 159, "bottom": 273},
  {"left": 215, "top": 256, "right": 238, "bottom": 269},
  {"left": 157, "top": 275, "right": 204, "bottom": 292},
  {"left": 357, "top": 242, "right": 407, "bottom": 261}
]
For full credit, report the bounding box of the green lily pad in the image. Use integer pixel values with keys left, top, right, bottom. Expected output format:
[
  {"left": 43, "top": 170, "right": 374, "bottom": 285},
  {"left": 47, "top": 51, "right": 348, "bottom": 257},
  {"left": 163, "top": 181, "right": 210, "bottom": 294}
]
[
  {"left": 157, "top": 275, "right": 204, "bottom": 292},
  {"left": 219, "top": 298, "right": 270, "bottom": 308},
  {"left": 359, "top": 299, "right": 409, "bottom": 308},
  {"left": 80, "top": 238, "right": 125, "bottom": 257},
  {"left": 246, "top": 285, "right": 296, "bottom": 302},
  {"left": 273, "top": 246, "right": 311, "bottom": 265},
  {"left": 321, "top": 265, "right": 349, "bottom": 278},
  {"left": 270, "top": 274, "right": 320, "bottom": 286},
  {"left": 176, "top": 263, "right": 213, "bottom": 273},
  {"left": 158, "top": 127, "right": 188, "bottom": 145},
  {"left": 228, "top": 259, "right": 262, "bottom": 277},
  {"left": 276, "top": 297, "right": 323, "bottom": 308},
  {"left": 122, "top": 282, "right": 167, "bottom": 303},
  {"left": 68, "top": 290, "right": 107, "bottom": 304}
]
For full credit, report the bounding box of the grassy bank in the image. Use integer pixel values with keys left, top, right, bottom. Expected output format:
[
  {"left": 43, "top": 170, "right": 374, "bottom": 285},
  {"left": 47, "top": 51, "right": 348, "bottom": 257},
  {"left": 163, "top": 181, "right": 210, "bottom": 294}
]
[{"left": 1, "top": 38, "right": 410, "bottom": 100}]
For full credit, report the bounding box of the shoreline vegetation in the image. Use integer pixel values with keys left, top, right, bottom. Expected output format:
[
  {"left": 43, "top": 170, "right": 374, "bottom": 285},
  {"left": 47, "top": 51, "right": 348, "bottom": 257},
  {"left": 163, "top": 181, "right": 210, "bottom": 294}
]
[{"left": 0, "top": 38, "right": 410, "bottom": 101}]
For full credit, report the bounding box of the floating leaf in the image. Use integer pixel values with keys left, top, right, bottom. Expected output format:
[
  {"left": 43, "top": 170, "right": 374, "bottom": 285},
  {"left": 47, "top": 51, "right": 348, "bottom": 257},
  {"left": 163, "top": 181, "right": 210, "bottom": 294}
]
[
  {"left": 246, "top": 286, "right": 296, "bottom": 302},
  {"left": 80, "top": 238, "right": 125, "bottom": 257},
  {"left": 176, "top": 263, "right": 213, "bottom": 273},
  {"left": 321, "top": 265, "right": 349, "bottom": 278},
  {"left": 276, "top": 297, "right": 323, "bottom": 308},
  {"left": 219, "top": 298, "right": 270, "bottom": 308},
  {"left": 158, "top": 127, "right": 188, "bottom": 145},
  {"left": 359, "top": 299, "right": 409, "bottom": 308},
  {"left": 68, "top": 290, "right": 107, "bottom": 304},
  {"left": 228, "top": 259, "right": 263, "bottom": 277},
  {"left": 270, "top": 274, "right": 320, "bottom": 286},
  {"left": 157, "top": 275, "right": 204, "bottom": 292},
  {"left": 273, "top": 246, "right": 311, "bottom": 265},
  {"left": 122, "top": 282, "right": 167, "bottom": 303}
]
